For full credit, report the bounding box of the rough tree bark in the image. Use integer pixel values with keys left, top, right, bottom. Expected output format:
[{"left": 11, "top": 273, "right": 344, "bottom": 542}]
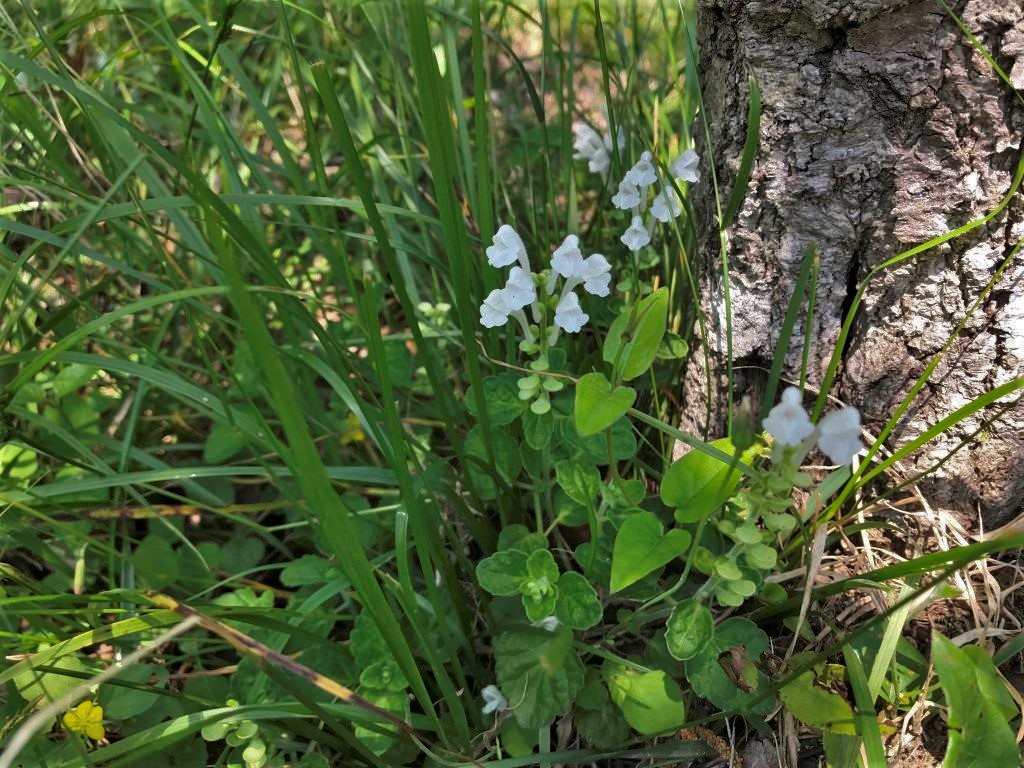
[{"left": 686, "top": 0, "right": 1024, "bottom": 529}]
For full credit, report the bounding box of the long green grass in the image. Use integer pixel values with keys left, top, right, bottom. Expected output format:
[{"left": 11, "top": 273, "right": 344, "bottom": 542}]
[{"left": 1, "top": 2, "right": 1022, "bottom": 767}]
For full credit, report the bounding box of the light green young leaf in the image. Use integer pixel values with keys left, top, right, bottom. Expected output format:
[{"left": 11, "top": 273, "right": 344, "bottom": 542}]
[
  {"left": 574, "top": 372, "right": 636, "bottom": 436},
  {"left": 662, "top": 437, "right": 745, "bottom": 522},
  {"left": 604, "top": 665, "right": 686, "bottom": 735},
  {"left": 779, "top": 658, "right": 856, "bottom": 735},
  {"left": 602, "top": 287, "right": 669, "bottom": 381},
  {"left": 610, "top": 511, "right": 691, "bottom": 593}
]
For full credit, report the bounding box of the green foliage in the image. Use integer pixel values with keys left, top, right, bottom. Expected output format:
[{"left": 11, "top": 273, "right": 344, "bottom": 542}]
[
  {"left": 574, "top": 372, "right": 636, "bottom": 436},
  {"left": 0, "top": 1, "right": 1015, "bottom": 764},
  {"left": 495, "top": 627, "right": 585, "bottom": 730},
  {"left": 931, "top": 633, "right": 1020, "bottom": 767},
  {"left": 603, "top": 288, "right": 669, "bottom": 381}
]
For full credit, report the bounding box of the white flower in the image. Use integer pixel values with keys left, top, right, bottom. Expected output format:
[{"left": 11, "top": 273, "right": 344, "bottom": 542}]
[
  {"left": 481, "top": 685, "right": 508, "bottom": 715},
  {"left": 763, "top": 387, "right": 815, "bottom": 447},
  {"left": 533, "top": 615, "right": 559, "bottom": 631},
  {"left": 580, "top": 253, "right": 611, "bottom": 297},
  {"left": 650, "top": 187, "right": 682, "bottom": 223},
  {"left": 670, "top": 149, "right": 700, "bottom": 183},
  {"left": 550, "top": 234, "right": 585, "bottom": 279},
  {"left": 620, "top": 215, "right": 651, "bottom": 252},
  {"left": 625, "top": 151, "right": 658, "bottom": 188},
  {"left": 572, "top": 124, "right": 611, "bottom": 175},
  {"left": 486, "top": 224, "right": 527, "bottom": 269},
  {"left": 611, "top": 178, "right": 642, "bottom": 210},
  {"left": 479, "top": 288, "right": 515, "bottom": 328},
  {"left": 503, "top": 266, "right": 537, "bottom": 309},
  {"left": 554, "top": 291, "right": 589, "bottom": 334},
  {"left": 816, "top": 406, "right": 862, "bottom": 465}
]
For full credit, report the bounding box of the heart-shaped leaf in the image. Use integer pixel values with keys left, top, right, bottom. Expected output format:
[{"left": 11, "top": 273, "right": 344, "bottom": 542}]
[
  {"left": 661, "top": 437, "right": 746, "bottom": 522},
  {"left": 603, "top": 664, "right": 686, "bottom": 735},
  {"left": 574, "top": 372, "right": 636, "bottom": 437},
  {"left": 610, "top": 511, "right": 691, "bottom": 593}
]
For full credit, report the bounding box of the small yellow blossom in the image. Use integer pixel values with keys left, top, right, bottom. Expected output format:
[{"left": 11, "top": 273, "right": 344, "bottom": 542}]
[
  {"left": 63, "top": 700, "right": 105, "bottom": 741},
  {"left": 340, "top": 413, "right": 365, "bottom": 445}
]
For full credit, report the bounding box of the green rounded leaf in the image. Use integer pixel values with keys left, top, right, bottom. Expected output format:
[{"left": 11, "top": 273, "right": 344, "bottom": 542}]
[
  {"left": 496, "top": 627, "right": 585, "bottom": 729},
  {"left": 604, "top": 666, "right": 685, "bottom": 735},
  {"left": 555, "top": 572, "right": 603, "bottom": 630},
  {"left": 465, "top": 374, "right": 528, "bottom": 426},
  {"left": 555, "top": 460, "right": 601, "bottom": 507},
  {"left": 477, "top": 550, "right": 529, "bottom": 596},
  {"left": 665, "top": 600, "right": 714, "bottom": 661}
]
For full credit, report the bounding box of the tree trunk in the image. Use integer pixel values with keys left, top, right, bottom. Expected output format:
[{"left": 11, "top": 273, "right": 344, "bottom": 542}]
[{"left": 686, "top": 0, "right": 1024, "bottom": 529}]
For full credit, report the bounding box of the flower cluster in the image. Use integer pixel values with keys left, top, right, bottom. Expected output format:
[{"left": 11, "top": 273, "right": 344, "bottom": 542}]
[
  {"left": 479, "top": 225, "right": 611, "bottom": 347},
  {"left": 479, "top": 225, "right": 612, "bottom": 413},
  {"left": 572, "top": 121, "right": 624, "bottom": 180},
  {"left": 763, "top": 386, "right": 863, "bottom": 466},
  {"left": 612, "top": 149, "right": 699, "bottom": 252}
]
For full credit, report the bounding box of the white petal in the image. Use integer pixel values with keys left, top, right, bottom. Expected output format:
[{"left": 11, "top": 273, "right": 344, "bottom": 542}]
[
  {"left": 611, "top": 178, "right": 642, "bottom": 210},
  {"left": 588, "top": 149, "right": 610, "bottom": 175},
  {"left": 580, "top": 253, "right": 611, "bottom": 297},
  {"left": 625, "top": 151, "right": 658, "bottom": 188},
  {"left": 763, "top": 386, "right": 815, "bottom": 446},
  {"left": 554, "top": 291, "right": 589, "bottom": 334},
  {"left": 620, "top": 215, "right": 651, "bottom": 252},
  {"left": 670, "top": 149, "right": 700, "bottom": 183},
  {"left": 650, "top": 187, "right": 682, "bottom": 222},
  {"left": 486, "top": 224, "right": 527, "bottom": 268},
  {"left": 551, "top": 234, "right": 585, "bottom": 279},
  {"left": 572, "top": 124, "right": 603, "bottom": 160},
  {"left": 479, "top": 288, "right": 513, "bottom": 328},
  {"left": 503, "top": 267, "right": 537, "bottom": 309},
  {"left": 481, "top": 684, "right": 507, "bottom": 714},
  {"left": 817, "top": 407, "right": 862, "bottom": 465}
]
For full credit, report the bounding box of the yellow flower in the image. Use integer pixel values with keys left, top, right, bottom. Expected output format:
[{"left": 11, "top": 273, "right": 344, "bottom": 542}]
[
  {"left": 63, "top": 700, "right": 105, "bottom": 741},
  {"left": 340, "top": 412, "right": 365, "bottom": 445}
]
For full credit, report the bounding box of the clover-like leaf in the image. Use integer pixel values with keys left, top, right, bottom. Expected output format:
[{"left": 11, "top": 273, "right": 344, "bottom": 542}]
[
  {"left": 555, "top": 571, "right": 603, "bottom": 630},
  {"left": 495, "top": 627, "right": 585, "bottom": 729}
]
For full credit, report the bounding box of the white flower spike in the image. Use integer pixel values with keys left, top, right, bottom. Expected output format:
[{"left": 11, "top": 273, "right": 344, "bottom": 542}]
[
  {"left": 481, "top": 685, "right": 508, "bottom": 715},
  {"left": 580, "top": 253, "right": 612, "bottom": 297},
  {"left": 486, "top": 224, "right": 528, "bottom": 270},
  {"left": 479, "top": 288, "right": 515, "bottom": 328},
  {"left": 817, "top": 407, "right": 862, "bottom": 465},
  {"left": 650, "top": 187, "right": 682, "bottom": 223},
  {"left": 670, "top": 149, "right": 700, "bottom": 183},
  {"left": 620, "top": 215, "right": 651, "bottom": 252},
  {"left": 763, "top": 387, "right": 815, "bottom": 447},
  {"left": 503, "top": 266, "right": 537, "bottom": 309},
  {"left": 554, "top": 290, "right": 589, "bottom": 334},
  {"left": 625, "top": 151, "right": 658, "bottom": 188}
]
